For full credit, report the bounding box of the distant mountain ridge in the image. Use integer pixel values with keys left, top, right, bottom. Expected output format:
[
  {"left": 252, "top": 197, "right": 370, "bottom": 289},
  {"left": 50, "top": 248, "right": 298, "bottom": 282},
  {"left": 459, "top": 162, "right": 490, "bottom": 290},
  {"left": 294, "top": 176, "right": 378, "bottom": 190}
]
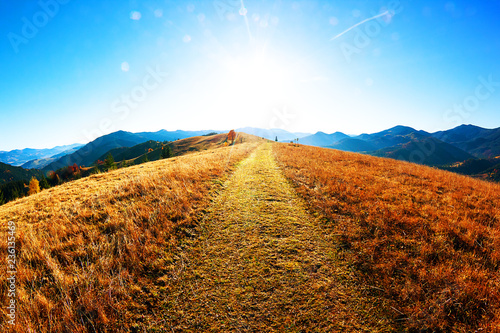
[
  {"left": 21, "top": 146, "right": 83, "bottom": 169},
  {"left": 41, "top": 129, "right": 218, "bottom": 171},
  {"left": 297, "top": 131, "right": 349, "bottom": 146},
  {"left": 10, "top": 125, "right": 500, "bottom": 172},
  {"left": 430, "top": 124, "right": 500, "bottom": 158},
  {"left": 300, "top": 124, "right": 500, "bottom": 167},
  {"left": 235, "top": 127, "right": 310, "bottom": 141},
  {"left": 0, "top": 143, "right": 83, "bottom": 166}
]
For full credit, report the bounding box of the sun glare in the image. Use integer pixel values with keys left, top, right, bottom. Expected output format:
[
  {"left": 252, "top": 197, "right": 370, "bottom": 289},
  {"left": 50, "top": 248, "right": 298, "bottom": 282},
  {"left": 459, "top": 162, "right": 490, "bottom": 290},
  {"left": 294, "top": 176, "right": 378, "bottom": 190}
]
[{"left": 222, "top": 53, "right": 292, "bottom": 102}]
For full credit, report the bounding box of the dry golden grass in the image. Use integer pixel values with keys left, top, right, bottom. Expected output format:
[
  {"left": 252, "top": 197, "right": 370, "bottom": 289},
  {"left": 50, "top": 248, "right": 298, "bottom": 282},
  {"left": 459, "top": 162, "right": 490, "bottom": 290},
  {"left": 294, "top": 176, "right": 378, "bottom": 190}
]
[
  {"left": 159, "top": 143, "right": 394, "bottom": 332},
  {"left": 0, "top": 137, "right": 261, "bottom": 332},
  {"left": 273, "top": 143, "right": 500, "bottom": 332},
  {"left": 167, "top": 133, "right": 246, "bottom": 155}
]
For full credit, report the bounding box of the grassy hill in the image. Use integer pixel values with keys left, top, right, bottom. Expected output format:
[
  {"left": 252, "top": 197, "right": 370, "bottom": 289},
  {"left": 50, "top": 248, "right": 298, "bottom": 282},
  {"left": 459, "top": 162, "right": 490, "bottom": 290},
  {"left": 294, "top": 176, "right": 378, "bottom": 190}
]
[
  {"left": 98, "top": 133, "right": 249, "bottom": 166},
  {"left": 1, "top": 137, "right": 499, "bottom": 332},
  {"left": 0, "top": 137, "right": 261, "bottom": 332},
  {"left": 273, "top": 143, "right": 500, "bottom": 331}
]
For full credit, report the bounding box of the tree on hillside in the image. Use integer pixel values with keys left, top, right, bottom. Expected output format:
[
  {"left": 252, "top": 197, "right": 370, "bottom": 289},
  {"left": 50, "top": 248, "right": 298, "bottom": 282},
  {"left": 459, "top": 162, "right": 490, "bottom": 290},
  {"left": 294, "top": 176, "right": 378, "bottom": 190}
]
[
  {"left": 275, "top": 136, "right": 278, "bottom": 142},
  {"left": 161, "top": 145, "right": 173, "bottom": 159},
  {"left": 0, "top": 190, "right": 4, "bottom": 205},
  {"left": 39, "top": 176, "right": 50, "bottom": 190},
  {"left": 28, "top": 177, "right": 40, "bottom": 195},
  {"left": 227, "top": 130, "right": 236, "bottom": 145},
  {"left": 105, "top": 153, "right": 116, "bottom": 171},
  {"left": 139, "top": 153, "right": 149, "bottom": 164}
]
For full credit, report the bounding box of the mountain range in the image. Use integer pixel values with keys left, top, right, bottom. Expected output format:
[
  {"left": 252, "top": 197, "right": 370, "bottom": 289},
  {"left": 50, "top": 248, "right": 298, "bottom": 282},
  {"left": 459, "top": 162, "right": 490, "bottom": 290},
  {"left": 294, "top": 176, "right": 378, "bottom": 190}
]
[
  {"left": 299, "top": 124, "right": 500, "bottom": 166},
  {"left": 41, "top": 129, "right": 218, "bottom": 171},
  {"left": 1, "top": 124, "right": 499, "bottom": 184},
  {"left": 0, "top": 143, "right": 83, "bottom": 167},
  {"left": 234, "top": 127, "right": 310, "bottom": 141}
]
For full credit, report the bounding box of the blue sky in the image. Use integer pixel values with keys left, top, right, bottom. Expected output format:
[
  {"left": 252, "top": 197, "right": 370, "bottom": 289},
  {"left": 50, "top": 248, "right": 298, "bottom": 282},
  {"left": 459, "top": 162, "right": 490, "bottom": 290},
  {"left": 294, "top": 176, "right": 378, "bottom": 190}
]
[{"left": 1, "top": 0, "right": 499, "bottom": 150}]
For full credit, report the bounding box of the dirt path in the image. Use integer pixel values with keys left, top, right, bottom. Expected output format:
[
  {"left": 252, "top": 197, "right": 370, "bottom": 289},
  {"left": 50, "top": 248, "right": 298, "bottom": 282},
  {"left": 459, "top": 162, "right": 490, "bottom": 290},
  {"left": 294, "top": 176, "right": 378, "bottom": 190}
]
[{"left": 160, "top": 143, "right": 385, "bottom": 332}]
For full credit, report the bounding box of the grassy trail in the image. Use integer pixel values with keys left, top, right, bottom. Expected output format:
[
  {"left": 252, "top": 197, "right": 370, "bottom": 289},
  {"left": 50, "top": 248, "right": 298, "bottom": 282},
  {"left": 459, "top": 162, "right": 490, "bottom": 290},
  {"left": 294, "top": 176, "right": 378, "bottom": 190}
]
[{"left": 161, "top": 143, "right": 387, "bottom": 332}]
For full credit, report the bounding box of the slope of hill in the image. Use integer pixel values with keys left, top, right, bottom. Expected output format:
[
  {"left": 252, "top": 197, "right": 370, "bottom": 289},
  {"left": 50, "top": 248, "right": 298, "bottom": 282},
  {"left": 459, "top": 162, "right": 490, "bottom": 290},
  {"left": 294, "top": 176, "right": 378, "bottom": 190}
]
[
  {"left": 96, "top": 140, "right": 163, "bottom": 164},
  {"left": 42, "top": 130, "right": 232, "bottom": 171},
  {"left": 273, "top": 143, "right": 500, "bottom": 331},
  {"left": 327, "top": 137, "right": 378, "bottom": 152},
  {"left": 298, "top": 131, "right": 349, "bottom": 146},
  {"left": 21, "top": 156, "right": 59, "bottom": 170},
  {"left": 368, "top": 137, "right": 474, "bottom": 166},
  {"left": 2, "top": 136, "right": 499, "bottom": 331},
  {"left": 0, "top": 138, "right": 261, "bottom": 332},
  {"left": 0, "top": 143, "right": 83, "bottom": 166},
  {"left": 0, "top": 161, "right": 43, "bottom": 185},
  {"left": 98, "top": 133, "right": 250, "bottom": 166},
  {"left": 161, "top": 143, "right": 388, "bottom": 331},
  {"left": 440, "top": 158, "right": 500, "bottom": 182},
  {"left": 43, "top": 131, "right": 151, "bottom": 171}
]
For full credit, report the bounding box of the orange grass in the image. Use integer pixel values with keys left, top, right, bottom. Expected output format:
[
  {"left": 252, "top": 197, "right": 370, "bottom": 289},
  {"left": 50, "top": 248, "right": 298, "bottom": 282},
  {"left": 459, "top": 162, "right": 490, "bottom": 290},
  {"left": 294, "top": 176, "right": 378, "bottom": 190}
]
[
  {"left": 0, "top": 138, "right": 260, "bottom": 332},
  {"left": 273, "top": 143, "right": 500, "bottom": 332}
]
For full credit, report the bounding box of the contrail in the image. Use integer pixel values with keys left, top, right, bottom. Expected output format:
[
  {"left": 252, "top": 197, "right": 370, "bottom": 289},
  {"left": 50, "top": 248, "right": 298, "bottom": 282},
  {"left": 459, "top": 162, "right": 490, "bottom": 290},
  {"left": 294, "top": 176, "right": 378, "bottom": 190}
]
[
  {"left": 330, "top": 11, "right": 390, "bottom": 41},
  {"left": 240, "top": 0, "right": 253, "bottom": 43}
]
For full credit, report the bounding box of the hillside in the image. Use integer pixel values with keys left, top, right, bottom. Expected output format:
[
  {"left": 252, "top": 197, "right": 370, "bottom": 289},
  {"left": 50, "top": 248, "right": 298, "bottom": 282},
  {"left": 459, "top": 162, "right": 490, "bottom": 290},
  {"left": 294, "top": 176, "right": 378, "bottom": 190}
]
[
  {"left": 96, "top": 140, "right": 164, "bottom": 164},
  {"left": 0, "top": 138, "right": 261, "bottom": 332},
  {"left": 2, "top": 137, "right": 499, "bottom": 331},
  {"left": 43, "top": 130, "right": 148, "bottom": 171},
  {"left": 273, "top": 143, "right": 500, "bottom": 331},
  {"left": 42, "top": 129, "right": 219, "bottom": 171},
  {"left": 161, "top": 143, "right": 387, "bottom": 331},
  {"left": 0, "top": 161, "right": 42, "bottom": 185},
  {"left": 98, "top": 133, "right": 252, "bottom": 166},
  {"left": 327, "top": 137, "right": 378, "bottom": 152}
]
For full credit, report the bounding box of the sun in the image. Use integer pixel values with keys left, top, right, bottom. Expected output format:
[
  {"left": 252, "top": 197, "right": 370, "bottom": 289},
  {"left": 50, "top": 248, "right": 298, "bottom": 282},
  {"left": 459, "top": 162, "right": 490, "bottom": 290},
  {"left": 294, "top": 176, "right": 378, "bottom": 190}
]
[{"left": 222, "top": 52, "right": 292, "bottom": 102}]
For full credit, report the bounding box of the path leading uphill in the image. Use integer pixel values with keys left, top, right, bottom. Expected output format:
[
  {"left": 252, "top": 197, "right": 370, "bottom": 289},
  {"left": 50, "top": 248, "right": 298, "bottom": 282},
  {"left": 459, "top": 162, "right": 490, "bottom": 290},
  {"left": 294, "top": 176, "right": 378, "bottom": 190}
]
[{"left": 161, "top": 143, "right": 386, "bottom": 332}]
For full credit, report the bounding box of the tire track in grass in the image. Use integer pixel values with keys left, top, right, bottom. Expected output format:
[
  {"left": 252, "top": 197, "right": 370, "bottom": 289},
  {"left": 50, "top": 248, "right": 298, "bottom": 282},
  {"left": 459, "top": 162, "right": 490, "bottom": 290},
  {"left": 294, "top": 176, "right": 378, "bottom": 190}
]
[{"left": 161, "top": 142, "right": 390, "bottom": 332}]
